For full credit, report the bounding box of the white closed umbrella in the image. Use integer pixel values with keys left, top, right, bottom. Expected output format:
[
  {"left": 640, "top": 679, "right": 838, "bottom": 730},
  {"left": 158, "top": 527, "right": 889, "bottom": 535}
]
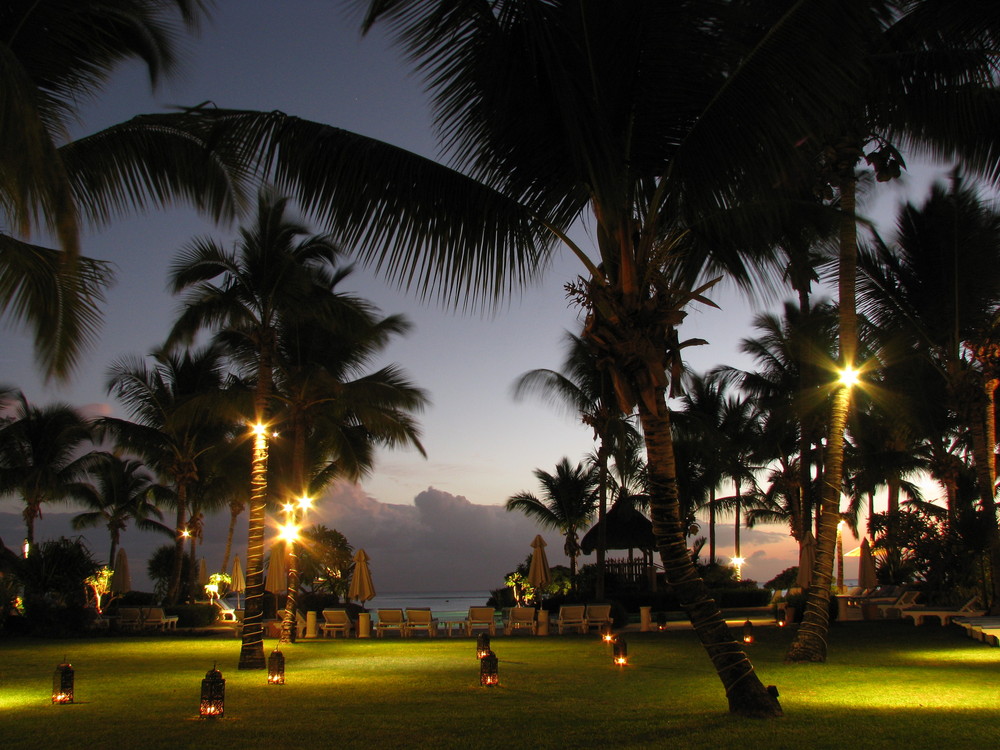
[
  {"left": 230, "top": 556, "right": 246, "bottom": 609},
  {"left": 110, "top": 548, "right": 132, "bottom": 594},
  {"left": 858, "top": 537, "right": 878, "bottom": 590},
  {"left": 528, "top": 535, "right": 552, "bottom": 589},
  {"left": 796, "top": 532, "right": 816, "bottom": 589}
]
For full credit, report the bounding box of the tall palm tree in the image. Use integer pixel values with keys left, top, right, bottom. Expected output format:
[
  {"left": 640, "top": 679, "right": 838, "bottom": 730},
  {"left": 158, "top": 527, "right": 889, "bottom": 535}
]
[
  {"left": 506, "top": 457, "right": 598, "bottom": 577},
  {"left": 101, "top": 343, "right": 235, "bottom": 604},
  {"left": 70, "top": 452, "right": 173, "bottom": 566},
  {"left": 512, "top": 332, "right": 638, "bottom": 600},
  {"left": 167, "top": 190, "right": 347, "bottom": 669},
  {"left": 0, "top": 393, "right": 95, "bottom": 546},
  {"left": 1, "top": 0, "right": 255, "bottom": 378}
]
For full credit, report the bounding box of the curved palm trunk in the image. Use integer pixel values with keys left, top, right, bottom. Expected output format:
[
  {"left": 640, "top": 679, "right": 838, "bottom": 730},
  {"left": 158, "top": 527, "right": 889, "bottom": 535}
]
[
  {"left": 639, "top": 395, "right": 781, "bottom": 717},
  {"left": 165, "top": 485, "right": 187, "bottom": 605},
  {"left": 280, "top": 409, "right": 308, "bottom": 644},
  {"left": 238, "top": 423, "right": 269, "bottom": 669},
  {"left": 786, "top": 167, "right": 859, "bottom": 662},
  {"left": 596, "top": 443, "right": 609, "bottom": 601}
]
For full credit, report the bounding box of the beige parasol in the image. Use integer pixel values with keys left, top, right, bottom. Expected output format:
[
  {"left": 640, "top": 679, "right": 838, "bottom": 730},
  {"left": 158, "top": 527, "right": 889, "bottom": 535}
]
[
  {"left": 858, "top": 537, "right": 878, "bottom": 589},
  {"left": 230, "top": 556, "right": 246, "bottom": 608},
  {"left": 348, "top": 548, "right": 376, "bottom": 603},
  {"left": 264, "top": 543, "right": 287, "bottom": 593},
  {"left": 110, "top": 548, "right": 132, "bottom": 594},
  {"left": 528, "top": 534, "right": 552, "bottom": 589},
  {"left": 796, "top": 532, "right": 816, "bottom": 589}
]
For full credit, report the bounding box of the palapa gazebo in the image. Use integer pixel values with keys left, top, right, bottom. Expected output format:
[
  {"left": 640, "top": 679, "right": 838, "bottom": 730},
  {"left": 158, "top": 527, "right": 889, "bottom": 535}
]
[{"left": 581, "top": 501, "right": 657, "bottom": 590}]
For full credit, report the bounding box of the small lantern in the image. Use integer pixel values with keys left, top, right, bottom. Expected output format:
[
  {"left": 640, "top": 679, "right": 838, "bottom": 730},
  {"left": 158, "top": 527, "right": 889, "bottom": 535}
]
[
  {"left": 656, "top": 612, "right": 668, "bottom": 631},
  {"left": 742, "top": 619, "right": 754, "bottom": 644},
  {"left": 600, "top": 622, "right": 615, "bottom": 643},
  {"left": 476, "top": 632, "right": 491, "bottom": 659},
  {"left": 199, "top": 665, "right": 225, "bottom": 718},
  {"left": 776, "top": 610, "right": 787, "bottom": 628},
  {"left": 613, "top": 638, "right": 628, "bottom": 666},
  {"left": 267, "top": 648, "right": 285, "bottom": 685},
  {"left": 480, "top": 650, "right": 499, "bottom": 686},
  {"left": 52, "top": 660, "right": 74, "bottom": 704}
]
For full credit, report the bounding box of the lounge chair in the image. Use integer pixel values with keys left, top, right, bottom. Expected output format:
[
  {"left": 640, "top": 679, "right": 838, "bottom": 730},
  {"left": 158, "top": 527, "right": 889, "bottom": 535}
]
[
  {"left": 585, "top": 604, "right": 612, "bottom": 632},
  {"left": 874, "top": 589, "right": 921, "bottom": 619},
  {"left": 141, "top": 607, "right": 179, "bottom": 631},
  {"left": 321, "top": 609, "right": 354, "bottom": 638},
  {"left": 464, "top": 607, "right": 496, "bottom": 636},
  {"left": 901, "top": 597, "right": 985, "bottom": 626},
  {"left": 375, "top": 608, "right": 407, "bottom": 637},
  {"left": 504, "top": 607, "right": 537, "bottom": 635},
  {"left": 556, "top": 605, "right": 588, "bottom": 634},
  {"left": 405, "top": 608, "right": 439, "bottom": 637}
]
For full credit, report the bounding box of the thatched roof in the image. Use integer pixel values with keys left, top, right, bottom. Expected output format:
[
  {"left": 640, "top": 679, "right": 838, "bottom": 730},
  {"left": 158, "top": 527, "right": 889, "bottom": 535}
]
[{"left": 580, "top": 501, "right": 655, "bottom": 554}]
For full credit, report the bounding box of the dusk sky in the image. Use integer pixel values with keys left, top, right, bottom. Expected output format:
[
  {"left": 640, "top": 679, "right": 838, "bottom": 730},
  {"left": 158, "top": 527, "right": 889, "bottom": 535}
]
[{"left": 0, "top": 1, "right": 953, "bottom": 592}]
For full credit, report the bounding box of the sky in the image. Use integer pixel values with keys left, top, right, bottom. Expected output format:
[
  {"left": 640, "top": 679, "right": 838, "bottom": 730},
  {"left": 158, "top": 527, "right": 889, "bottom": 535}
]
[{"left": 0, "top": 1, "right": 954, "bottom": 592}]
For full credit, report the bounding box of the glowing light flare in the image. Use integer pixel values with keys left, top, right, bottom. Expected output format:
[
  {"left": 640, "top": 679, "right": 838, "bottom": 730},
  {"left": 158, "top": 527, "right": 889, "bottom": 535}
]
[
  {"left": 297, "top": 495, "right": 313, "bottom": 511},
  {"left": 278, "top": 522, "right": 300, "bottom": 544},
  {"left": 838, "top": 366, "right": 860, "bottom": 388}
]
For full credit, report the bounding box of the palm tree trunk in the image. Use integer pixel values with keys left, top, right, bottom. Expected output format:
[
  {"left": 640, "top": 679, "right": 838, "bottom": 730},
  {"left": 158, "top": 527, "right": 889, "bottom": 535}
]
[
  {"left": 165, "top": 487, "right": 187, "bottom": 605},
  {"left": 967, "top": 374, "right": 1000, "bottom": 614},
  {"left": 596, "top": 443, "right": 609, "bottom": 601},
  {"left": 708, "top": 487, "right": 716, "bottom": 564},
  {"left": 239, "top": 422, "right": 269, "bottom": 669},
  {"left": 638, "top": 394, "right": 781, "bottom": 717},
  {"left": 280, "top": 409, "right": 308, "bottom": 644},
  {"left": 786, "top": 165, "right": 859, "bottom": 662}
]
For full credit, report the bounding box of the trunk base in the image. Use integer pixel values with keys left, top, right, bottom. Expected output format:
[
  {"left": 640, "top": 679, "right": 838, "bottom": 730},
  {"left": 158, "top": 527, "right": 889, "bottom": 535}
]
[{"left": 728, "top": 683, "right": 783, "bottom": 718}]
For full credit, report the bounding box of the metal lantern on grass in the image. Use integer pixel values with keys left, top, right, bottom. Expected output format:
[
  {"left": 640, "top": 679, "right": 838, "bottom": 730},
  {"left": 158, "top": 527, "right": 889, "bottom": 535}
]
[
  {"left": 613, "top": 638, "right": 628, "bottom": 666},
  {"left": 656, "top": 612, "right": 668, "bottom": 631},
  {"left": 267, "top": 648, "right": 285, "bottom": 685},
  {"left": 52, "top": 660, "right": 74, "bottom": 704},
  {"left": 476, "top": 632, "right": 491, "bottom": 659},
  {"left": 480, "top": 650, "right": 499, "bottom": 686},
  {"left": 199, "top": 665, "right": 225, "bottom": 718},
  {"left": 776, "top": 610, "right": 787, "bottom": 628},
  {"left": 742, "top": 619, "right": 755, "bottom": 644}
]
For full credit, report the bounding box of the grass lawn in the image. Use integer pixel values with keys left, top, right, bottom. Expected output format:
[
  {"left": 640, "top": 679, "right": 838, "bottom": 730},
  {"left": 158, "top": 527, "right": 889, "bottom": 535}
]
[{"left": 2, "top": 621, "right": 999, "bottom": 749}]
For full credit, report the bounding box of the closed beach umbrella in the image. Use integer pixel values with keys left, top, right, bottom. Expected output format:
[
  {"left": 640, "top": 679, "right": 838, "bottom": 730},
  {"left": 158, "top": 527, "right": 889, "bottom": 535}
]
[
  {"left": 796, "top": 532, "right": 816, "bottom": 589},
  {"left": 858, "top": 537, "right": 878, "bottom": 589},
  {"left": 230, "top": 557, "right": 246, "bottom": 608},
  {"left": 348, "top": 548, "right": 376, "bottom": 603},
  {"left": 265, "top": 543, "right": 287, "bottom": 593},
  {"left": 528, "top": 535, "right": 552, "bottom": 589},
  {"left": 197, "top": 558, "right": 208, "bottom": 586},
  {"left": 110, "top": 548, "right": 131, "bottom": 594}
]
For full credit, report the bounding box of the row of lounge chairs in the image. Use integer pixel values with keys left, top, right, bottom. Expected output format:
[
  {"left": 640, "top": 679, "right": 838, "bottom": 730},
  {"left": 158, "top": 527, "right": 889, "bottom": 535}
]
[
  {"left": 833, "top": 586, "right": 985, "bottom": 625},
  {"left": 318, "top": 604, "right": 614, "bottom": 638},
  {"left": 116, "top": 607, "right": 179, "bottom": 632}
]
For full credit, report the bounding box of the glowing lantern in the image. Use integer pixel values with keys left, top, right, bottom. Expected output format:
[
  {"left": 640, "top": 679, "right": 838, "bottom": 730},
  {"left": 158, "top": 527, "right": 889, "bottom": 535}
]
[
  {"left": 656, "top": 612, "right": 668, "bottom": 631},
  {"left": 742, "top": 619, "right": 755, "bottom": 644},
  {"left": 199, "top": 665, "right": 225, "bottom": 718},
  {"left": 480, "top": 650, "right": 499, "bottom": 686},
  {"left": 52, "top": 660, "right": 74, "bottom": 704},
  {"left": 267, "top": 648, "right": 285, "bottom": 685},
  {"left": 476, "top": 632, "right": 491, "bottom": 659},
  {"left": 613, "top": 638, "right": 628, "bottom": 666},
  {"left": 600, "top": 622, "right": 615, "bottom": 643},
  {"left": 776, "top": 610, "right": 787, "bottom": 627}
]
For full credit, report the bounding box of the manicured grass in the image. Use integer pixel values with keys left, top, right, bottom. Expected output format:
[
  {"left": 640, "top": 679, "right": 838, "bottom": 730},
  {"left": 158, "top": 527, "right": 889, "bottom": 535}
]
[{"left": 3, "top": 621, "right": 999, "bottom": 749}]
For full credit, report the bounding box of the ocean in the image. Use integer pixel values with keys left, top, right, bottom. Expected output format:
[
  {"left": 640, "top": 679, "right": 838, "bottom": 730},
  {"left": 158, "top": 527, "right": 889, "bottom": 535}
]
[{"left": 365, "top": 590, "right": 493, "bottom": 620}]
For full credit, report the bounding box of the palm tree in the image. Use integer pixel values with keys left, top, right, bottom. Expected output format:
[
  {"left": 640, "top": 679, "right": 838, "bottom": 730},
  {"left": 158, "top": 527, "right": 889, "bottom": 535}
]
[
  {"left": 506, "top": 457, "right": 598, "bottom": 577},
  {"left": 512, "top": 332, "right": 638, "bottom": 600},
  {"left": 101, "top": 344, "right": 235, "bottom": 604},
  {"left": 0, "top": 393, "right": 95, "bottom": 546},
  {"left": 1, "top": 0, "right": 254, "bottom": 378},
  {"left": 70, "top": 452, "right": 173, "bottom": 566},
  {"left": 167, "top": 190, "right": 348, "bottom": 669}
]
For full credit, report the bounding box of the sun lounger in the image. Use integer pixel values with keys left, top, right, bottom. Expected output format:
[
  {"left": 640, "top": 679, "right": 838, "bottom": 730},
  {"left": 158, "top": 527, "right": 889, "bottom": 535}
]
[
  {"left": 141, "top": 607, "right": 179, "bottom": 631},
  {"left": 585, "top": 604, "right": 612, "bottom": 632},
  {"left": 557, "top": 605, "right": 588, "bottom": 634},
  {"left": 117, "top": 607, "right": 142, "bottom": 632},
  {"left": 874, "top": 589, "right": 921, "bottom": 619},
  {"left": 901, "top": 597, "right": 985, "bottom": 626},
  {"left": 321, "top": 609, "right": 354, "bottom": 638},
  {"left": 464, "top": 607, "right": 496, "bottom": 636},
  {"left": 504, "top": 607, "right": 537, "bottom": 635},
  {"left": 376, "top": 608, "right": 407, "bottom": 637},
  {"left": 405, "top": 608, "right": 439, "bottom": 637}
]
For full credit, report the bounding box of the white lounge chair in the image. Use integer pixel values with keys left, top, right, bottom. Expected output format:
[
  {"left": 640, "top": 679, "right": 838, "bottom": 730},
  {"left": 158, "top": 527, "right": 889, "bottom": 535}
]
[
  {"left": 585, "top": 604, "right": 612, "bottom": 632},
  {"left": 117, "top": 607, "right": 142, "bottom": 632},
  {"left": 405, "top": 608, "right": 439, "bottom": 637},
  {"left": 504, "top": 607, "right": 537, "bottom": 635},
  {"left": 376, "top": 609, "right": 407, "bottom": 637},
  {"left": 141, "top": 607, "right": 179, "bottom": 631},
  {"left": 902, "top": 597, "right": 985, "bottom": 626},
  {"left": 321, "top": 609, "right": 354, "bottom": 638},
  {"left": 556, "top": 605, "right": 588, "bottom": 634},
  {"left": 464, "top": 607, "right": 496, "bottom": 636}
]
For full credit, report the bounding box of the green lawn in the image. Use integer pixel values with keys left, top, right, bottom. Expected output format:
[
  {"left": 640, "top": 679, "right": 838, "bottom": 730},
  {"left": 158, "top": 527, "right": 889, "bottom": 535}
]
[{"left": 2, "top": 621, "right": 999, "bottom": 749}]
